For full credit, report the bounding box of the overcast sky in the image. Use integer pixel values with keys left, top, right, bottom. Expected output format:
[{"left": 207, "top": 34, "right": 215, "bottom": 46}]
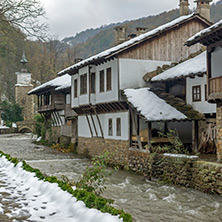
[{"left": 40, "top": 0, "right": 219, "bottom": 39}]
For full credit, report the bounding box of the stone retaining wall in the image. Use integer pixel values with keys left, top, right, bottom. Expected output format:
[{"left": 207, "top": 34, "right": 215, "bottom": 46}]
[
  {"left": 77, "top": 137, "right": 129, "bottom": 166},
  {"left": 0, "top": 128, "right": 18, "bottom": 134},
  {"left": 128, "top": 149, "right": 222, "bottom": 196},
  {"left": 216, "top": 104, "right": 222, "bottom": 161}
]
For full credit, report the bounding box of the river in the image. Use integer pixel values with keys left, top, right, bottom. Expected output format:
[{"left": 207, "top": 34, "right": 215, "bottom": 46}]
[{"left": 0, "top": 133, "right": 222, "bottom": 222}]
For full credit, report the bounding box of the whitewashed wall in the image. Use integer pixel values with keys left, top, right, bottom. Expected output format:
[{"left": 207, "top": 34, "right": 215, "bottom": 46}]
[
  {"left": 78, "top": 111, "right": 129, "bottom": 140},
  {"left": 186, "top": 75, "right": 216, "bottom": 114},
  {"left": 15, "top": 72, "right": 32, "bottom": 85},
  {"left": 95, "top": 59, "right": 119, "bottom": 104},
  {"left": 119, "top": 59, "right": 171, "bottom": 90},
  {"left": 211, "top": 46, "right": 222, "bottom": 78}
]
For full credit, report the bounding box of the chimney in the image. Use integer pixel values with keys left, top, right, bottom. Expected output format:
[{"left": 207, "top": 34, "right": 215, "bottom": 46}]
[
  {"left": 114, "top": 26, "right": 126, "bottom": 45},
  {"left": 179, "top": 0, "right": 189, "bottom": 16},
  {"left": 195, "top": 0, "right": 212, "bottom": 21},
  {"left": 136, "top": 27, "right": 148, "bottom": 36}
]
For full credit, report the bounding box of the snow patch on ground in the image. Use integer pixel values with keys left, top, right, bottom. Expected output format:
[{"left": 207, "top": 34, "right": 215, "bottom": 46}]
[
  {"left": 0, "top": 156, "right": 122, "bottom": 222},
  {"left": 0, "top": 125, "right": 9, "bottom": 129},
  {"left": 164, "top": 153, "right": 198, "bottom": 159}
]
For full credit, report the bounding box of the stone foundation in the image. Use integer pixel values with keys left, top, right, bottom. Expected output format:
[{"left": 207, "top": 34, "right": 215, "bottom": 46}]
[
  {"left": 77, "top": 137, "right": 129, "bottom": 166},
  {"left": 0, "top": 128, "right": 18, "bottom": 134},
  {"left": 216, "top": 105, "right": 222, "bottom": 161}
]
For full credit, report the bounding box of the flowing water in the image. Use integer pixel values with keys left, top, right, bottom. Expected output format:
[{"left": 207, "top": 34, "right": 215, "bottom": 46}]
[{"left": 0, "top": 133, "right": 222, "bottom": 222}]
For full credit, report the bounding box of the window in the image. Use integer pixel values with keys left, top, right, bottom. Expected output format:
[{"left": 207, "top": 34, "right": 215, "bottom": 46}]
[
  {"left": 90, "top": 73, "right": 96, "bottom": 93},
  {"left": 80, "top": 74, "right": 87, "bottom": 95},
  {"left": 205, "top": 84, "right": 207, "bottom": 101},
  {"left": 116, "top": 118, "right": 121, "bottom": 136},
  {"left": 49, "top": 94, "right": 51, "bottom": 105},
  {"left": 38, "top": 95, "right": 41, "bottom": 107},
  {"left": 192, "top": 85, "right": 201, "bottom": 102},
  {"left": 100, "top": 70, "right": 104, "bottom": 92},
  {"left": 74, "top": 79, "right": 78, "bottom": 98},
  {"left": 108, "top": 118, "right": 113, "bottom": 136},
  {"left": 106, "top": 67, "right": 112, "bottom": 91}
]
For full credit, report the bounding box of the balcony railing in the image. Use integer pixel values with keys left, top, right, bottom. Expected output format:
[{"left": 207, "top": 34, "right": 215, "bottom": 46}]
[
  {"left": 37, "top": 101, "right": 65, "bottom": 112},
  {"left": 209, "top": 76, "right": 222, "bottom": 101}
]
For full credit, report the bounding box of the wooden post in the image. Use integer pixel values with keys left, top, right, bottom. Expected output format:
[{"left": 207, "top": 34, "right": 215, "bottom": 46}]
[
  {"left": 129, "top": 107, "right": 143, "bottom": 149},
  {"left": 129, "top": 110, "right": 132, "bottom": 148},
  {"left": 147, "top": 122, "right": 152, "bottom": 152},
  {"left": 192, "top": 120, "right": 199, "bottom": 153}
]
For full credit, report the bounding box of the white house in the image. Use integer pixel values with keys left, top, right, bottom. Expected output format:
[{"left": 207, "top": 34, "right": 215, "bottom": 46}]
[
  {"left": 151, "top": 51, "right": 217, "bottom": 153},
  {"left": 58, "top": 7, "right": 211, "bottom": 164}
]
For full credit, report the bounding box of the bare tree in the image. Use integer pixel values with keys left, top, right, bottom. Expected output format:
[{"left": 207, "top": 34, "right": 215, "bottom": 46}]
[{"left": 0, "top": 0, "right": 48, "bottom": 39}]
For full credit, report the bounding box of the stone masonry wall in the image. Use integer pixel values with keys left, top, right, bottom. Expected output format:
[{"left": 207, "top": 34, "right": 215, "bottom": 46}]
[
  {"left": 15, "top": 86, "right": 34, "bottom": 120},
  {"left": 216, "top": 104, "right": 222, "bottom": 161},
  {"left": 45, "top": 126, "right": 61, "bottom": 143},
  {"left": 77, "top": 137, "right": 129, "bottom": 166},
  {"left": 128, "top": 150, "right": 222, "bottom": 196}
]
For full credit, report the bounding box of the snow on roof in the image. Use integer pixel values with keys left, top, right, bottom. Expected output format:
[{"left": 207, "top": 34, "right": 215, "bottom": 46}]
[
  {"left": 152, "top": 51, "right": 206, "bottom": 82},
  {"left": 124, "top": 88, "right": 187, "bottom": 121},
  {"left": 55, "top": 81, "right": 71, "bottom": 91},
  {"left": 28, "top": 74, "right": 71, "bottom": 94},
  {"left": 186, "top": 19, "right": 222, "bottom": 45},
  {"left": 58, "top": 13, "right": 196, "bottom": 75}
]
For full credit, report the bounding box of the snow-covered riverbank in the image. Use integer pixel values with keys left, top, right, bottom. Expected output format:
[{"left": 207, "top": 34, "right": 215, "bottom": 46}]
[{"left": 0, "top": 156, "right": 122, "bottom": 222}]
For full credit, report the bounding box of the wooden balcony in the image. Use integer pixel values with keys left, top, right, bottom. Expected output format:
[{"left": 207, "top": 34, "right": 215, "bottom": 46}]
[
  {"left": 208, "top": 76, "right": 222, "bottom": 102},
  {"left": 37, "top": 101, "right": 65, "bottom": 113}
]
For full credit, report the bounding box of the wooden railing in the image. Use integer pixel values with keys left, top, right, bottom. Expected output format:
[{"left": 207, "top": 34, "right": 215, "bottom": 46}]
[
  {"left": 37, "top": 101, "right": 64, "bottom": 112},
  {"left": 209, "top": 76, "right": 222, "bottom": 94},
  {"left": 208, "top": 76, "right": 222, "bottom": 101}
]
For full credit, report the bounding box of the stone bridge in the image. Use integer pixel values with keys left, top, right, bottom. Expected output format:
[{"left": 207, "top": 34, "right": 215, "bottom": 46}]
[{"left": 17, "top": 120, "right": 36, "bottom": 133}]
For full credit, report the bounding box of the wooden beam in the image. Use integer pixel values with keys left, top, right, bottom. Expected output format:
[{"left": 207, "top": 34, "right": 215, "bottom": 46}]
[
  {"left": 93, "top": 108, "right": 104, "bottom": 138},
  {"left": 90, "top": 114, "right": 98, "bottom": 137},
  {"left": 129, "top": 107, "right": 143, "bottom": 150},
  {"left": 85, "top": 113, "right": 93, "bottom": 138}
]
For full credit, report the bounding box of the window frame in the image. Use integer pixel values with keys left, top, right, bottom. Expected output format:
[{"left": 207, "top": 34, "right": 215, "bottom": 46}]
[
  {"left": 106, "top": 67, "right": 112, "bottom": 91},
  {"left": 90, "top": 72, "right": 96, "bottom": 94},
  {"left": 108, "top": 118, "right": 113, "bottom": 136},
  {"left": 100, "top": 70, "right": 105, "bottom": 93},
  {"left": 80, "top": 74, "right": 87, "bottom": 95},
  {"left": 116, "top": 118, "right": 121, "bottom": 137},
  {"left": 74, "top": 79, "right": 78, "bottom": 98},
  {"left": 192, "top": 85, "right": 201, "bottom": 102}
]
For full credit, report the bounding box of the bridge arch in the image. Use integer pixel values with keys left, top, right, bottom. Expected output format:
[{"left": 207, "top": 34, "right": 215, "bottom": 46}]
[{"left": 18, "top": 126, "right": 33, "bottom": 133}]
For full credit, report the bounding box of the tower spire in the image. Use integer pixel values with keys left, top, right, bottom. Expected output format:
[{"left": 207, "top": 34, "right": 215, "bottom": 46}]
[{"left": 20, "top": 51, "right": 28, "bottom": 72}]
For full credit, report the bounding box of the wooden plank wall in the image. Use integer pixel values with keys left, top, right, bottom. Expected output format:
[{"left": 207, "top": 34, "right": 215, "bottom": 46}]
[{"left": 118, "top": 19, "right": 208, "bottom": 62}]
